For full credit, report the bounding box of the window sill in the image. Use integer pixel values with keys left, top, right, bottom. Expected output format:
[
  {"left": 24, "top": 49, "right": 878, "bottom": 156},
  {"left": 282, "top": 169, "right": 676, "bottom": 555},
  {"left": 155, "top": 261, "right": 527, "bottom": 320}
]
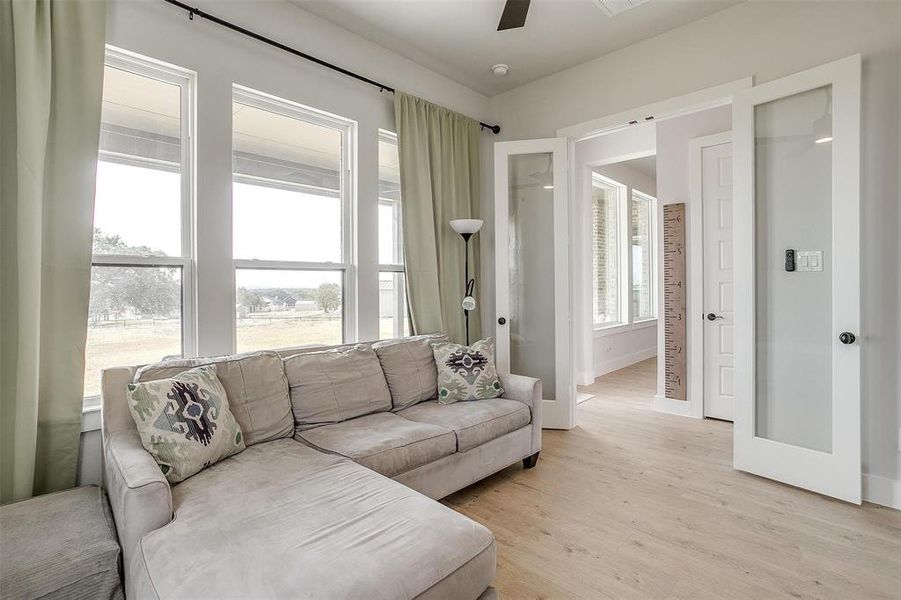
[
  {"left": 593, "top": 318, "right": 657, "bottom": 338},
  {"left": 632, "top": 318, "right": 658, "bottom": 330},
  {"left": 82, "top": 402, "right": 101, "bottom": 433}
]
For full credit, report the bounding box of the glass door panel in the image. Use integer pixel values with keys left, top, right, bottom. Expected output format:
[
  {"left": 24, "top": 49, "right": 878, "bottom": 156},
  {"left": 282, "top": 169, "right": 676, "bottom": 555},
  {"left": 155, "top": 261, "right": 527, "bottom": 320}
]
[
  {"left": 753, "top": 86, "right": 833, "bottom": 453},
  {"left": 507, "top": 152, "right": 557, "bottom": 399}
]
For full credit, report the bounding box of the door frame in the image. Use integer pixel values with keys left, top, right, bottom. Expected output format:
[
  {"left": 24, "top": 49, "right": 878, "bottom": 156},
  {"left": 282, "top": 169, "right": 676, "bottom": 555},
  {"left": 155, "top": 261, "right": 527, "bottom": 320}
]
[
  {"left": 559, "top": 78, "right": 752, "bottom": 421},
  {"left": 688, "top": 131, "right": 732, "bottom": 420},
  {"left": 493, "top": 137, "right": 574, "bottom": 430},
  {"left": 732, "top": 55, "right": 861, "bottom": 504}
]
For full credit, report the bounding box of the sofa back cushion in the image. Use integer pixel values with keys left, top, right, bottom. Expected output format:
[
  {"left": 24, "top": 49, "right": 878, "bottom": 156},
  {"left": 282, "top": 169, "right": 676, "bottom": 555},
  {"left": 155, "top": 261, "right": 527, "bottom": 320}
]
[
  {"left": 372, "top": 334, "right": 446, "bottom": 411},
  {"left": 284, "top": 344, "right": 392, "bottom": 430},
  {"left": 135, "top": 351, "right": 293, "bottom": 446}
]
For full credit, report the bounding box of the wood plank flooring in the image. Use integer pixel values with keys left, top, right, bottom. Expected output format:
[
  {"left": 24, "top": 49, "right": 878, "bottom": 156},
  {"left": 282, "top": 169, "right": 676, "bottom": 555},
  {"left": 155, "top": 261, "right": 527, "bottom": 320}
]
[{"left": 443, "top": 359, "right": 901, "bottom": 599}]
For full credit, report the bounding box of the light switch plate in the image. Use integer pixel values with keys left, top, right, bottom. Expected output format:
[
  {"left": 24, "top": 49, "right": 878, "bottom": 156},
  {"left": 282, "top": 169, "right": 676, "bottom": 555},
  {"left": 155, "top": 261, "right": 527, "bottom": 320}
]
[{"left": 797, "top": 250, "right": 824, "bottom": 272}]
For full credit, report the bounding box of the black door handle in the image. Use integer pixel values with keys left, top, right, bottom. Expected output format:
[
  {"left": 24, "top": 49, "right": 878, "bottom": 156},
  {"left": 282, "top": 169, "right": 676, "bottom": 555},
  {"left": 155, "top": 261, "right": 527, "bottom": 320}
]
[
  {"left": 839, "top": 331, "right": 856, "bottom": 345},
  {"left": 497, "top": 317, "right": 507, "bottom": 325},
  {"left": 706, "top": 313, "right": 723, "bottom": 321}
]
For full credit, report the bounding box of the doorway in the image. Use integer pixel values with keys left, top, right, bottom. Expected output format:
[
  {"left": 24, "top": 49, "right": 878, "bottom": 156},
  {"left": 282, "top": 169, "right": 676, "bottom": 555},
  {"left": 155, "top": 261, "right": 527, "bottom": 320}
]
[{"left": 551, "top": 56, "right": 862, "bottom": 504}]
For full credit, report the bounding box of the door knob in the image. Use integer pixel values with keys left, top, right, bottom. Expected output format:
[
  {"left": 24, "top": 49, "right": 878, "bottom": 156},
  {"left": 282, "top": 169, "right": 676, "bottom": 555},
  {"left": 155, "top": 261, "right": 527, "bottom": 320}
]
[
  {"left": 706, "top": 313, "right": 723, "bottom": 321},
  {"left": 839, "top": 331, "right": 856, "bottom": 345},
  {"left": 497, "top": 317, "right": 507, "bottom": 325}
]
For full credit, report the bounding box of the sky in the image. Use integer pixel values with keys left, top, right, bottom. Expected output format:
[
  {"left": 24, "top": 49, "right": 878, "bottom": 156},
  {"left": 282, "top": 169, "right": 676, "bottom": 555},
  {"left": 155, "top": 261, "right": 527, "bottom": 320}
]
[{"left": 93, "top": 160, "right": 398, "bottom": 290}]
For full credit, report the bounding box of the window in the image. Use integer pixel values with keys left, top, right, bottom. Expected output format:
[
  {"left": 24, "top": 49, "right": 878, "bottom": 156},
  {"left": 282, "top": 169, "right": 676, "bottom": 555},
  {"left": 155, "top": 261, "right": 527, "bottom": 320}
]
[
  {"left": 592, "top": 175, "right": 626, "bottom": 326},
  {"left": 590, "top": 170, "right": 657, "bottom": 331},
  {"left": 84, "top": 49, "right": 195, "bottom": 402},
  {"left": 631, "top": 190, "right": 657, "bottom": 321},
  {"left": 232, "top": 86, "right": 354, "bottom": 352},
  {"left": 377, "top": 131, "right": 410, "bottom": 339}
]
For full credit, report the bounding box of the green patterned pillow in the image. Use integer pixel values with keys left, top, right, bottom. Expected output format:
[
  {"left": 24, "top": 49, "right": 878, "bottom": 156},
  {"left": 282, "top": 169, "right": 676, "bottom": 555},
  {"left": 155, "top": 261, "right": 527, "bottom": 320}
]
[
  {"left": 126, "top": 365, "right": 245, "bottom": 483},
  {"left": 432, "top": 337, "right": 504, "bottom": 404}
]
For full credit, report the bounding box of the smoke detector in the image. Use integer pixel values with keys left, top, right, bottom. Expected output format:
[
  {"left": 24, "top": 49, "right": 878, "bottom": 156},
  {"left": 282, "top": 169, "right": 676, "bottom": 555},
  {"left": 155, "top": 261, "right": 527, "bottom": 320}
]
[
  {"left": 491, "top": 64, "right": 509, "bottom": 77},
  {"left": 592, "top": 0, "right": 650, "bottom": 17}
]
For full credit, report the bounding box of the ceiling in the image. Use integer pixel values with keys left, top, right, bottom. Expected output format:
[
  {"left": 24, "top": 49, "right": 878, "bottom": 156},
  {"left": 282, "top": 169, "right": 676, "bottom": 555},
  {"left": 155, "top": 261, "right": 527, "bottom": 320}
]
[
  {"left": 621, "top": 155, "right": 656, "bottom": 180},
  {"left": 291, "top": 0, "right": 742, "bottom": 96}
]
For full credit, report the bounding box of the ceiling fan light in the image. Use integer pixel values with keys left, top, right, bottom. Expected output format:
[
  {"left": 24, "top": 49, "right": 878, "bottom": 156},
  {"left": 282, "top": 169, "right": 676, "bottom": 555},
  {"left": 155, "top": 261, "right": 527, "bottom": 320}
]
[{"left": 813, "top": 111, "right": 832, "bottom": 144}]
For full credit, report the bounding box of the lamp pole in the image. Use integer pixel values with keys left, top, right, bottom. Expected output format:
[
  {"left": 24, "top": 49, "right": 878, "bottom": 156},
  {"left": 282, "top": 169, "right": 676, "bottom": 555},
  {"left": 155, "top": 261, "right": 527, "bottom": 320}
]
[
  {"left": 449, "top": 219, "right": 483, "bottom": 346},
  {"left": 462, "top": 232, "right": 472, "bottom": 345}
]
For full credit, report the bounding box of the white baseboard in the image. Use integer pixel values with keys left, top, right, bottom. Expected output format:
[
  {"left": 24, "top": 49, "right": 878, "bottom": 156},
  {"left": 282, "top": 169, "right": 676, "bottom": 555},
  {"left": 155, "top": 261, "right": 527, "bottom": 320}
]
[
  {"left": 863, "top": 473, "right": 901, "bottom": 510},
  {"left": 577, "top": 370, "right": 595, "bottom": 386},
  {"left": 653, "top": 394, "right": 701, "bottom": 418},
  {"left": 594, "top": 347, "right": 657, "bottom": 378}
]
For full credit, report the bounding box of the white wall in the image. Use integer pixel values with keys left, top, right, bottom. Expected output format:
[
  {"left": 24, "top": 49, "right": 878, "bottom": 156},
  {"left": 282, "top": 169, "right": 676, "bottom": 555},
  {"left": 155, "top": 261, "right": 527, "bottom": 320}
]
[
  {"left": 594, "top": 162, "right": 656, "bottom": 198},
  {"left": 654, "top": 107, "right": 731, "bottom": 403},
  {"left": 77, "top": 0, "right": 492, "bottom": 485},
  {"left": 488, "top": 0, "right": 901, "bottom": 502},
  {"left": 572, "top": 124, "right": 657, "bottom": 384}
]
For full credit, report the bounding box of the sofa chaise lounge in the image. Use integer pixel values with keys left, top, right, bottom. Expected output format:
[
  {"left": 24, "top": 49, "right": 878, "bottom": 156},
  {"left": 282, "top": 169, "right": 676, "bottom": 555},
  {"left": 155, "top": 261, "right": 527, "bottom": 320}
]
[{"left": 101, "top": 334, "right": 542, "bottom": 599}]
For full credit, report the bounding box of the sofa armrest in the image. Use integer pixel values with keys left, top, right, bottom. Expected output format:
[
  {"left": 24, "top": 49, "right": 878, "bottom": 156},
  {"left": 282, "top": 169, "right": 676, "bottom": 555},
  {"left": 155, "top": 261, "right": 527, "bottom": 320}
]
[
  {"left": 499, "top": 373, "right": 542, "bottom": 454},
  {"left": 103, "top": 430, "right": 172, "bottom": 592}
]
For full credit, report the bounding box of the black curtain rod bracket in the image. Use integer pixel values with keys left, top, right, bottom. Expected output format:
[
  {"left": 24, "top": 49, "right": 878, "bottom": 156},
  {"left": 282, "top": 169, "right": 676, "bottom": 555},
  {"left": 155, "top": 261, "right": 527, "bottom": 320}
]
[{"left": 162, "top": 0, "right": 501, "bottom": 134}]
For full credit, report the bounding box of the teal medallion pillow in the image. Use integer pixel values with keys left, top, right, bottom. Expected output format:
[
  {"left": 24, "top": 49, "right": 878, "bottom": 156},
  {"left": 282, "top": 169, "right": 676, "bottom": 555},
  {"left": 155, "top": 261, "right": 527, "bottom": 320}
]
[
  {"left": 432, "top": 337, "right": 504, "bottom": 404},
  {"left": 126, "top": 365, "right": 245, "bottom": 483}
]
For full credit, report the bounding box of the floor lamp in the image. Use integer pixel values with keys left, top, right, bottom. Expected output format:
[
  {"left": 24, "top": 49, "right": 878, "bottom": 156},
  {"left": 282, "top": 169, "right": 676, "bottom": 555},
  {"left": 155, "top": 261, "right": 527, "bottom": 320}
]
[{"left": 449, "top": 219, "right": 483, "bottom": 345}]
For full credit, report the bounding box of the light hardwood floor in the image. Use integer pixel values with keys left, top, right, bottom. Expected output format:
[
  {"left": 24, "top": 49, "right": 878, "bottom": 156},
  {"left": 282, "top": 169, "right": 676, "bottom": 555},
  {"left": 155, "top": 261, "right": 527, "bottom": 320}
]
[{"left": 444, "top": 358, "right": 901, "bottom": 599}]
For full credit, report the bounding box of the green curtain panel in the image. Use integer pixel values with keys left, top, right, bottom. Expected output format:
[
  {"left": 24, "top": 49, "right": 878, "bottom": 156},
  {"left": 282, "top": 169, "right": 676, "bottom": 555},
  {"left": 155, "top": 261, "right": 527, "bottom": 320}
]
[
  {"left": 394, "top": 92, "right": 482, "bottom": 344},
  {"left": 0, "top": 0, "right": 106, "bottom": 503}
]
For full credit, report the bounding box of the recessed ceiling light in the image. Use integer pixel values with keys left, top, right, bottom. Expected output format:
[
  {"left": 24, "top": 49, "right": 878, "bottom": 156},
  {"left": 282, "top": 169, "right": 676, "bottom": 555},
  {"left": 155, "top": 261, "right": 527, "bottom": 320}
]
[{"left": 491, "top": 64, "right": 509, "bottom": 77}]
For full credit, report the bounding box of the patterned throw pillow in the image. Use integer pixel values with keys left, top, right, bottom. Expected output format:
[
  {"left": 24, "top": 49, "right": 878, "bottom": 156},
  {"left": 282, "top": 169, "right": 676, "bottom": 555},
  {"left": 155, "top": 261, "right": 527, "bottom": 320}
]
[
  {"left": 432, "top": 337, "right": 504, "bottom": 404},
  {"left": 126, "top": 365, "right": 246, "bottom": 483}
]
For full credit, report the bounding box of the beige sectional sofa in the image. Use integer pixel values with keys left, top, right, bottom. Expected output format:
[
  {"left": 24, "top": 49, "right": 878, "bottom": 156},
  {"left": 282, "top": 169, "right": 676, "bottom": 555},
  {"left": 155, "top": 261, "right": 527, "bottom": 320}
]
[{"left": 101, "top": 335, "right": 542, "bottom": 599}]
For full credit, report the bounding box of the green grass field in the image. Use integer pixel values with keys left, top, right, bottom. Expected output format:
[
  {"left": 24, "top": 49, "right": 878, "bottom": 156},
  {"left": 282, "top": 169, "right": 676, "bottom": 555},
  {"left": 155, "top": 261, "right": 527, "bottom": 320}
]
[{"left": 84, "top": 314, "right": 403, "bottom": 397}]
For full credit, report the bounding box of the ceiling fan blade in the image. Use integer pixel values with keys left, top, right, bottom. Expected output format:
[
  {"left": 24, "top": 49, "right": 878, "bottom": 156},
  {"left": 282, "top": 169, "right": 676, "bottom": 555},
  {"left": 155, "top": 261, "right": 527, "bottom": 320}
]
[{"left": 497, "top": 0, "right": 531, "bottom": 31}]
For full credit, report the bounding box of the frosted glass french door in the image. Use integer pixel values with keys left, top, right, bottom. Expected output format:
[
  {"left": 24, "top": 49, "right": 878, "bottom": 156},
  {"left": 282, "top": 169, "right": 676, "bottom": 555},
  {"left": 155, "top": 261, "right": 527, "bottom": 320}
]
[
  {"left": 732, "top": 56, "right": 861, "bottom": 503},
  {"left": 494, "top": 138, "right": 574, "bottom": 429}
]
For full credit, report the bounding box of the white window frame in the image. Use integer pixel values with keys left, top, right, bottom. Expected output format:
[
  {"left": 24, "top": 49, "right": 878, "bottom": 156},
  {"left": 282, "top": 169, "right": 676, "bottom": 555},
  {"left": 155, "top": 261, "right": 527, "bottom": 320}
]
[
  {"left": 85, "top": 46, "right": 197, "bottom": 409},
  {"left": 231, "top": 85, "right": 358, "bottom": 348},
  {"left": 591, "top": 173, "right": 628, "bottom": 330},
  {"left": 590, "top": 172, "right": 658, "bottom": 338},
  {"left": 630, "top": 189, "right": 658, "bottom": 324},
  {"left": 376, "top": 130, "right": 407, "bottom": 339}
]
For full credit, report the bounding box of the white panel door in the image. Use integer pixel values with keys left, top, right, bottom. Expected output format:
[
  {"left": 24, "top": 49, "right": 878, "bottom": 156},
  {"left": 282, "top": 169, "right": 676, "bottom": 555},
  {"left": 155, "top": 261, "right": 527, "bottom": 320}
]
[
  {"left": 702, "top": 141, "right": 734, "bottom": 421},
  {"left": 733, "top": 56, "right": 861, "bottom": 503},
  {"left": 494, "top": 138, "right": 574, "bottom": 429}
]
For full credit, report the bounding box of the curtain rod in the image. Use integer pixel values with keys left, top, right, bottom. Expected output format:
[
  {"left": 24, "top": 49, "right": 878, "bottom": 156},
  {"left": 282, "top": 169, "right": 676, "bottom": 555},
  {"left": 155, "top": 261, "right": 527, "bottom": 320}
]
[{"left": 161, "top": 0, "right": 502, "bottom": 134}]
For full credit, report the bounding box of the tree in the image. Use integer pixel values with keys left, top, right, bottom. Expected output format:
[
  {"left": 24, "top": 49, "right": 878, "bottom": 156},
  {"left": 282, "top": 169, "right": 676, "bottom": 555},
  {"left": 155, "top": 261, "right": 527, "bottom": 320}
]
[
  {"left": 312, "top": 282, "right": 341, "bottom": 314},
  {"left": 88, "top": 229, "right": 181, "bottom": 322},
  {"left": 237, "top": 287, "right": 264, "bottom": 311}
]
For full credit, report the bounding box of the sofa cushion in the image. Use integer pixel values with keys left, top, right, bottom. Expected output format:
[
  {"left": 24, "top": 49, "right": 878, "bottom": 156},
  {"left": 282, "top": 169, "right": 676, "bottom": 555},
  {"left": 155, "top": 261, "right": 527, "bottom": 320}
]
[
  {"left": 296, "top": 412, "right": 456, "bottom": 477},
  {"left": 284, "top": 344, "right": 392, "bottom": 430},
  {"left": 373, "top": 334, "right": 445, "bottom": 411},
  {"left": 399, "top": 398, "right": 531, "bottom": 452},
  {"left": 0, "top": 486, "right": 123, "bottom": 600},
  {"left": 137, "top": 439, "right": 495, "bottom": 600},
  {"left": 432, "top": 337, "right": 503, "bottom": 404},
  {"left": 127, "top": 365, "right": 246, "bottom": 483},
  {"left": 135, "top": 351, "right": 293, "bottom": 447}
]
